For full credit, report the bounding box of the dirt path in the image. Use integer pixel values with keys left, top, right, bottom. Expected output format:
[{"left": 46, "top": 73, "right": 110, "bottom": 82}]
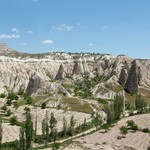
[{"left": 75, "top": 114, "right": 150, "bottom": 150}]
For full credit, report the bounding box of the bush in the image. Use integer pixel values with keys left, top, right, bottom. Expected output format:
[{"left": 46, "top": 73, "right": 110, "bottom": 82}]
[
  {"left": 6, "top": 99, "right": 12, "bottom": 106},
  {"left": 41, "top": 102, "right": 46, "bottom": 109},
  {"left": 142, "top": 128, "right": 149, "bottom": 133},
  {"left": 9, "top": 116, "right": 18, "bottom": 125},
  {"left": 120, "top": 126, "right": 128, "bottom": 136},
  {"left": 97, "top": 99, "right": 108, "bottom": 104},
  {"left": 7, "top": 93, "right": 18, "bottom": 101},
  {"left": 25, "top": 96, "right": 33, "bottom": 104},
  {"left": 127, "top": 120, "right": 135, "bottom": 127},
  {"left": 6, "top": 109, "right": 12, "bottom": 116},
  {"left": 0, "top": 93, "right": 7, "bottom": 98},
  {"left": 1, "top": 105, "right": 7, "bottom": 111},
  {"left": 24, "top": 106, "right": 31, "bottom": 114},
  {"left": 131, "top": 124, "right": 138, "bottom": 131}
]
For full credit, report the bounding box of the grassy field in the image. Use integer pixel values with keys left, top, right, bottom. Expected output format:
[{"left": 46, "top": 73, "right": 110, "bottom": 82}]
[{"left": 62, "top": 97, "right": 93, "bottom": 114}]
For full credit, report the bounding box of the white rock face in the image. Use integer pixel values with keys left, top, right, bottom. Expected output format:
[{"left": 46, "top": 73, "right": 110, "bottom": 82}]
[
  {"left": 92, "top": 84, "right": 116, "bottom": 99},
  {"left": 0, "top": 43, "right": 150, "bottom": 96}
]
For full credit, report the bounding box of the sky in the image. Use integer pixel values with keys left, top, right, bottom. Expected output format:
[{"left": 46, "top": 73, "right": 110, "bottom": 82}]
[{"left": 0, "top": 0, "right": 150, "bottom": 58}]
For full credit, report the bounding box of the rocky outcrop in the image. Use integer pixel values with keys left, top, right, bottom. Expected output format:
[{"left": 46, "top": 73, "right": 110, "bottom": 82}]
[
  {"left": 106, "top": 75, "right": 120, "bottom": 86},
  {"left": 26, "top": 73, "right": 44, "bottom": 95},
  {"left": 0, "top": 43, "right": 150, "bottom": 97},
  {"left": 72, "top": 61, "right": 82, "bottom": 75},
  {"left": 119, "top": 69, "right": 128, "bottom": 85},
  {"left": 125, "top": 60, "right": 141, "bottom": 94},
  {"left": 92, "top": 84, "right": 116, "bottom": 99},
  {"left": 55, "top": 64, "right": 66, "bottom": 80}
]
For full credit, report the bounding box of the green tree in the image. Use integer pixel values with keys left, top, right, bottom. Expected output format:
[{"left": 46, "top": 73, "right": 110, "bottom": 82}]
[
  {"left": 113, "top": 94, "right": 123, "bottom": 120},
  {"left": 49, "top": 113, "right": 57, "bottom": 136},
  {"left": 34, "top": 113, "right": 38, "bottom": 141},
  {"left": 62, "top": 117, "right": 67, "bottom": 137},
  {"left": 68, "top": 115, "right": 75, "bottom": 137},
  {"left": 135, "top": 94, "right": 147, "bottom": 113},
  {"left": 42, "top": 111, "right": 49, "bottom": 147},
  {"left": 92, "top": 113, "right": 103, "bottom": 129},
  {"left": 19, "top": 125, "right": 25, "bottom": 150},
  {"left": 25, "top": 113, "right": 33, "bottom": 150},
  {"left": 0, "top": 118, "right": 2, "bottom": 150},
  {"left": 104, "top": 103, "right": 114, "bottom": 124}
]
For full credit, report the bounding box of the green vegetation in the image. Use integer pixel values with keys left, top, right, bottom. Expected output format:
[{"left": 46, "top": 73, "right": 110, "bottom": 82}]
[
  {"left": 120, "top": 126, "right": 128, "bottom": 137},
  {"left": 62, "top": 97, "right": 93, "bottom": 113},
  {"left": 97, "top": 98, "right": 108, "bottom": 104},
  {"left": 113, "top": 94, "right": 124, "bottom": 120},
  {"left": 9, "top": 116, "right": 18, "bottom": 126},
  {"left": 41, "top": 102, "right": 47, "bottom": 109},
  {"left": 135, "top": 94, "right": 147, "bottom": 113},
  {"left": 92, "top": 113, "right": 103, "bottom": 129},
  {"left": 74, "top": 75, "right": 102, "bottom": 98},
  {"left": 0, "top": 93, "right": 6, "bottom": 98}
]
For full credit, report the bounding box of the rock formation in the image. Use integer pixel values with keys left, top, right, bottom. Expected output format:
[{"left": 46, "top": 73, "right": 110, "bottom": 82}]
[
  {"left": 55, "top": 64, "right": 66, "bottom": 80},
  {"left": 0, "top": 43, "right": 149, "bottom": 98},
  {"left": 125, "top": 60, "right": 141, "bottom": 94},
  {"left": 119, "top": 69, "right": 128, "bottom": 85},
  {"left": 72, "top": 61, "right": 82, "bottom": 75}
]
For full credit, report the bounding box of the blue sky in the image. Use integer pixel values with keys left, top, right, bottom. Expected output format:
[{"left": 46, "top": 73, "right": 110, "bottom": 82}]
[{"left": 0, "top": 0, "right": 150, "bottom": 58}]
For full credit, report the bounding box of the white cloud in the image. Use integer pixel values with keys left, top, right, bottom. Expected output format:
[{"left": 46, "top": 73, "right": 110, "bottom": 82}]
[
  {"left": 0, "top": 34, "right": 20, "bottom": 39},
  {"left": 101, "top": 26, "right": 109, "bottom": 30},
  {"left": 89, "top": 43, "right": 93, "bottom": 46},
  {"left": 52, "top": 24, "right": 74, "bottom": 32},
  {"left": 28, "top": 30, "right": 33, "bottom": 34},
  {"left": 42, "top": 40, "right": 54, "bottom": 44},
  {"left": 11, "top": 28, "right": 19, "bottom": 33}
]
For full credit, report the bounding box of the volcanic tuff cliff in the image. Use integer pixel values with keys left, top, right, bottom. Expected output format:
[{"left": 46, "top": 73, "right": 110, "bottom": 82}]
[{"left": 0, "top": 43, "right": 150, "bottom": 98}]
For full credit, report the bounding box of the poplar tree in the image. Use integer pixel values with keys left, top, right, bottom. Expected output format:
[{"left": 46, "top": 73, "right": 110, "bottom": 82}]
[
  {"left": 0, "top": 118, "right": 2, "bottom": 150},
  {"left": 25, "top": 113, "right": 33, "bottom": 150},
  {"left": 62, "top": 116, "right": 67, "bottom": 137},
  {"left": 19, "top": 126, "right": 25, "bottom": 150},
  {"left": 42, "top": 111, "right": 49, "bottom": 147}
]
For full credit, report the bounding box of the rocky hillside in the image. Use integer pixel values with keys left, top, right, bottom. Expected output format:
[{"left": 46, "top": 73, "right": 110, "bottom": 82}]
[{"left": 0, "top": 43, "right": 150, "bottom": 100}]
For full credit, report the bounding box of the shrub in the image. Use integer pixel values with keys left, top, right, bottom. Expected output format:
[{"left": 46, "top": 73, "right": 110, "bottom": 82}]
[
  {"left": 120, "top": 126, "right": 128, "bottom": 136},
  {"left": 9, "top": 116, "right": 18, "bottom": 125},
  {"left": 24, "top": 107, "right": 31, "bottom": 114},
  {"left": 127, "top": 120, "right": 135, "bottom": 127},
  {"left": 142, "top": 128, "right": 149, "bottom": 133},
  {"left": 131, "top": 125, "right": 138, "bottom": 131},
  {"left": 97, "top": 99, "right": 108, "bottom": 104},
  {"left": 0, "top": 93, "right": 7, "bottom": 98},
  {"left": 41, "top": 102, "right": 46, "bottom": 109},
  {"left": 7, "top": 93, "right": 18, "bottom": 101},
  {"left": 6, "top": 99, "right": 12, "bottom": 106},
  {"left": 25, "top": 96, "right": 33, "bottom": 104},
  {"left": 6, "top": 109, "right": 12, "bottom": 116},
  {"left": 1, "top": 105, "right": 7, "bottom": 111}
]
